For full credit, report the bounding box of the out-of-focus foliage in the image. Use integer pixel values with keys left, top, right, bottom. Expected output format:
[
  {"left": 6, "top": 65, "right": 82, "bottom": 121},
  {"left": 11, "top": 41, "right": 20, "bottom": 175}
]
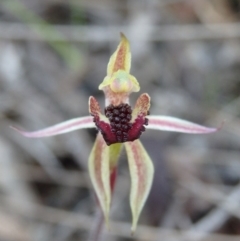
[{"left": 1, "top": 0, "right": 240, "bottom": 240}]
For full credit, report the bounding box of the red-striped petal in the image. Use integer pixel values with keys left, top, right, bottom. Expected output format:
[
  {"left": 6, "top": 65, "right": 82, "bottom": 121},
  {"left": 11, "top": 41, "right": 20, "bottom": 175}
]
[
  {"left": 147, "top": 115, "right": 218, "bottom": 133},
  {"left": 107, "top": 33, "right": 131, "bottom": 75},
  {"left": 124, "top": 140, "right": 154, "bottom": 233},
  {"left": 88, "top": 133, "right": 111, "bottom": 226},
  {"left": 88, "top": 134, "right": 122, "bottom": 227},
  {"left": 10, "top": 116, "right": 94, "bottom": 138}
]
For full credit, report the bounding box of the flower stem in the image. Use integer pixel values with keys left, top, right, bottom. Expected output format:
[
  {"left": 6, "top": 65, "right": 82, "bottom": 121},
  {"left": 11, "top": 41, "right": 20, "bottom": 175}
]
[{"left": 87, "top": 207, "right": 104, "bottom": 241}]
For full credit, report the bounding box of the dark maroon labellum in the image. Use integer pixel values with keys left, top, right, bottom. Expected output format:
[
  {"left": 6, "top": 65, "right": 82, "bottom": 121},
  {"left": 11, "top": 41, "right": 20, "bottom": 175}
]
[
  {"left": 95, "top": 103, "right": 149, "bottom": 145},
  {"left": 105, "top": 103, "right": 132, "bottom": 143}
]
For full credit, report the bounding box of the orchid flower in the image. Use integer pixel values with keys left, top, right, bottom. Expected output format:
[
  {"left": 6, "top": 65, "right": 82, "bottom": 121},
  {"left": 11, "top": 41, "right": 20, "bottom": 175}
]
[{"left": 11, "top": 33, "right": 218, "bottom": 233}]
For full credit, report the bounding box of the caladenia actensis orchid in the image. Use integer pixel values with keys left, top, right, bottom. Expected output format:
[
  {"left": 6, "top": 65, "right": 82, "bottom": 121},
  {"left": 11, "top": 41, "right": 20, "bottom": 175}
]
[{"left": 11, "top": 33, "right": 218, "bottom": 233}]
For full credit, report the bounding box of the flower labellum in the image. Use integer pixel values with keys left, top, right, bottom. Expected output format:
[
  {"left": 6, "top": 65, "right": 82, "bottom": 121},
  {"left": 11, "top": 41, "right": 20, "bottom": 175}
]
[{"left": 11, "top": 33, "right": 219, "bottom": 233}]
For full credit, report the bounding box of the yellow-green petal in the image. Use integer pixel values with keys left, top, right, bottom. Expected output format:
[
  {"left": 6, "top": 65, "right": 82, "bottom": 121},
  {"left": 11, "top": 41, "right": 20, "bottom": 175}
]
[
  {"left": 99, "top": 33, "right": 140, "bottom": 94},
  {"left": 107, "top": 32, "right": 131, "bottom": 75},
  {"left": 88, "top": 134, "right": 122, "bottom": 228},
  {"left": 124, "top": 140, "right": 154, "bottom": 233},
  {"left": 88, "top": 133, "right": 111, "bottom": 226}
]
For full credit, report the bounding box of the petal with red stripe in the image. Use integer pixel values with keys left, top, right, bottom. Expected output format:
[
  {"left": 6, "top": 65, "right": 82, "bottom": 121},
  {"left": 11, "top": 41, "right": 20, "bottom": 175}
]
[
  {"left": 10, "top": 116, "right": 95, "bottom": 138},
  {"left": 124, "top": 140, "right": 154, "bottom": 233},
  {"left": 107, "top": 32, "right": 131, "bottom": 75},
  {"left": 88, "top": 133, "right": 111, "bottom": 226},
  {"left": 147, "top": 115, "right": 218, "bottom": 134}
]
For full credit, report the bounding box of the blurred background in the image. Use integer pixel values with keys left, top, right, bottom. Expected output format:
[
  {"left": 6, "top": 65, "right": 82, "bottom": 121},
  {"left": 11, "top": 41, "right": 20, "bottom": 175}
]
[{"left": 0, "top": 0, "right": 240, "bottom": 240}]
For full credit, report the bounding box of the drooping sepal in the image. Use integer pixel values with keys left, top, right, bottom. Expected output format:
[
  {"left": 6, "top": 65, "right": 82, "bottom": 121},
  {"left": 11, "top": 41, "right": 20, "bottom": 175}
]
[
  {"left": 88, "top": 133, "right": 111, "bottom": 227},
  {"left": 147, "top": 115, "right": 219, "bottom": 134},
  {"left": 124, "top": 140, "right": 154, "bottom": 233},
  {"left": 10, "top": 116, "right": 95, "bottom": 138},
  {"left": 88, "top": 134, "right": 122, "bottom": 227}
]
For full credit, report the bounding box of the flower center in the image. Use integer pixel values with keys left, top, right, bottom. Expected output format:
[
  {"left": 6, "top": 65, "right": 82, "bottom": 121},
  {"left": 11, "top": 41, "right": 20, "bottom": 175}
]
[
  {"left": 92, "top": 103, "right": 148, "bottom": 146},
  {"left": 105, "top": 103, "right": 133, "bottom": 142}
]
